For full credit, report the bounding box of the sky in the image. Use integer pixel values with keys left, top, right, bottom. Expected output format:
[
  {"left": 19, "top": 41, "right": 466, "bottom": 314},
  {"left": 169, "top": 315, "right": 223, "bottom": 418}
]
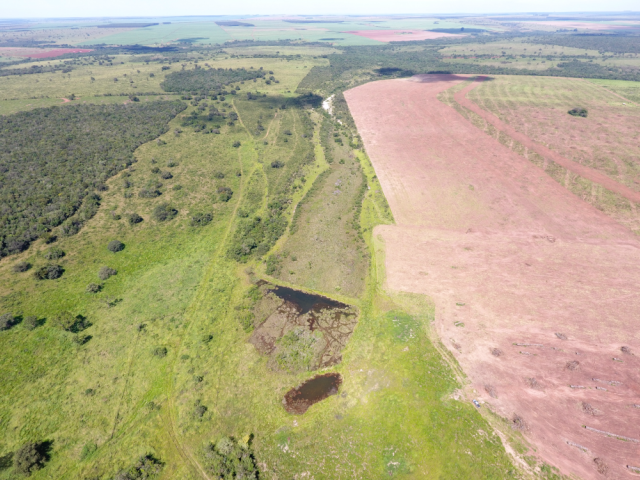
[{"left": 2, "top": 0, "right": 638, "bottom": 19}]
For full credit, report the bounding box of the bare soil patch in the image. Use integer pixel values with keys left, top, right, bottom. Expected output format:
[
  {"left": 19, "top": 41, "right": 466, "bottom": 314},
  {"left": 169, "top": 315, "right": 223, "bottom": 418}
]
[
  {"left": 283, "top": 373, "right": 342, "bottom": 414},
  {"left": 342, "top": 29, "right": 462, "bottom": 42},
  {"left": 345, "top": 74, "right": 640, "bottom": 480}
]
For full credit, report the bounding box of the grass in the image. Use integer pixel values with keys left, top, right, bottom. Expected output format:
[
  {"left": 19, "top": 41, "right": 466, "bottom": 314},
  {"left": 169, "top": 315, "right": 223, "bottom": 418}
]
[{"left": 0, "top": 47, "right": 521, "bottom": 479}]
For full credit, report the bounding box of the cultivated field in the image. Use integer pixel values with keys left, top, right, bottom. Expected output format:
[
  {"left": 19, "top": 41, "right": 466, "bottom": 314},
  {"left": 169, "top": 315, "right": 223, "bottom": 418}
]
[{"left": 346, "top": 75, "right": 640, "bottom": 479}]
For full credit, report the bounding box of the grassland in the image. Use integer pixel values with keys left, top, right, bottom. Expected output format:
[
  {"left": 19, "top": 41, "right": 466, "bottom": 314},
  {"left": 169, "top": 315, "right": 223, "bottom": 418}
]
[{"left": 0, "top": 44, "right": 523, "bottom": 479}]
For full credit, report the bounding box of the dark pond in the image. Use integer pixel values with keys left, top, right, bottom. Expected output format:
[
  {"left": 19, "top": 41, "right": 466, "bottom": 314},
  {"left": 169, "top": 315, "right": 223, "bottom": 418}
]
[
  {"left": 269, "top": 285, "right": 347, "bottom": 315},
  {"left": 283, "top": 373, "right": 342, "bottom": 414}
]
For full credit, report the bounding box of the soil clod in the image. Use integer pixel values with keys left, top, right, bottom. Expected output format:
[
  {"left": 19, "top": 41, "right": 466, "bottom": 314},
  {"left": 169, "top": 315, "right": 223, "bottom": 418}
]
[{"left": 283, "top": 373, "right": 342, "bottom": 415}]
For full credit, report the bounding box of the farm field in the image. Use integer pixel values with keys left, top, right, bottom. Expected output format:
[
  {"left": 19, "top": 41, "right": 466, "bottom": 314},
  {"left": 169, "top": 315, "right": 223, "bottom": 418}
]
[
  {"left": 0, "top": 44, "right": 520, "bottom": 479},
  {"left": 460, "top": 75, "right": 640, "bottom": 232},
  {"left": 345, "top": 75, "right": 640, "bottom": 480}
]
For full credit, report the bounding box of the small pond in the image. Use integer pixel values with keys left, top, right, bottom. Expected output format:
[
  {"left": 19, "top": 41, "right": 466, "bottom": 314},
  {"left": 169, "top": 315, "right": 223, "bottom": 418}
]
[{"left": 283, "top": 373, "right": 342, "bottom": 415}]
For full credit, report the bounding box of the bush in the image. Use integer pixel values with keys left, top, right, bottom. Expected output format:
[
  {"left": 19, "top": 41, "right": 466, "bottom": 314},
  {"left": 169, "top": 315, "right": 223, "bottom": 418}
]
[
  {"left": 151, "top": 166, "right": 160, "bottom": 174},
  {"left": 127, "top": 213, "right": 143, "bottom": 225},
  {"left": 13, "top": 442, "right": 48, "bottom": 476},
  {"left": 23, "top": 315, "right": 38, "bottom": 330},
  {"left": 568, "top": 107, "right": 588, "bottom": 117},
  {"left": 12, "top": 261, "right": 31, "bottom": 273},
  {"left": 160, "top": 171, "right": 173, "bottom": 180},
  {"left": 153, "top": 346, "right": 168, "bottom": 358},
  {"left": 107, "top": 240, "right": 124, "bottom": 253},
  {"left": 0, "top": 313, "right": 17, "bottom": 331},
  {"left": 190, "top": 213, "right": 213, "bottom": 227},
  {"left": 33, "top": 264, "right": 63, "bottom": 280},
  {"left": 232, "top": 141, "right": 241, "bottom": 148},
  {"left": 113, "top": 454, "right": 163, "bottom": 480},
  {"left": 152, "top": 203, "right": 178, "bottom": 222},
  {"left": 217, "top": 187, "right": 233, "bottom": 202},
  {"left": 166, "top": 160, "right": 178, "bottom": 167},
  {"left": 138, "top": 189, "right": 161, "bottom": 198},
  {"left": 271, "top": 160, "right": 284, "bottom": 168},
  {"left": 52, "top": 311, "right": 89, "bottom": 332},
  {"left": 202, "top": 436, "right": 258, "bottom": 480},
  {"left": 98, "top": 266, "right": 117, "bottom": 280},
  {"left": 43, "top": 247, "right": 65, "bottom": 260},
  {"left": 86, "top": 283, "right": 102, "bottom": 294}
]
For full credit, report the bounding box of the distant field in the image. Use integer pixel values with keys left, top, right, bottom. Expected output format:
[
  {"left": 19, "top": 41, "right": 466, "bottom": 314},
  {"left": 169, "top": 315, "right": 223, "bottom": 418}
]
[{"left": 80, "top": 22, "right": 231, "bottom": 46}]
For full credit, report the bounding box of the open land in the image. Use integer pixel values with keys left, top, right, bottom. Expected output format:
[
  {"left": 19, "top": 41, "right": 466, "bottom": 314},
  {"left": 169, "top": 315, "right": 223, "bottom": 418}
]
[{"left": 345, "top": 74, "right": 640, "bottom": 480}]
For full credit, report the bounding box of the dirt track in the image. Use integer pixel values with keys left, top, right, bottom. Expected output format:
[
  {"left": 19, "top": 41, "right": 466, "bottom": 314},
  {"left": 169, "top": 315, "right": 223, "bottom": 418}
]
[
  {"left": 345, "top": 75, "right": 640, "bottom": 479},
  {"left": 455, "top": 78, "right": 640, "bottom": 204}
]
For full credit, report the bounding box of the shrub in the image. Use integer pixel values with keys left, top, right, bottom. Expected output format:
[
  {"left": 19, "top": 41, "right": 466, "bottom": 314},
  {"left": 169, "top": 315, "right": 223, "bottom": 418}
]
[
  {"left": 568, "top": 107, "right": 588, "bottom": 117},
  {"left": 127, "top": 213, "right": 143, "bottom": 225},
  {"left": 43, "top": 247, "right": 65, "bottom": 260},
  {"left": 153, "top": 346, "right": 168, "bottom": 358},
  {"left": 214, "top": 172, "right": 225, "bottom": 179},
  {"left": 194, "top": 404, "right": 208, "bottom": 418},
  {"left": 33, "top": 264, "right": 63, "bottom": 280},
  {"left": 151, "top": 166, "right": 160, "bottom": 174},
  {"left": 12, "top": 261, "right": 31, "bottom": 273},
  {"left": 107, "top": 240, "right": 124, "bottom": 253},
  {"left": 13, "top": 442, "right": 48, "bottom": 476},
  {"left": 23, "top": 315, "right": 38, "bottom": 330},
  {"left": 232, "top": 141, "right": 241, "bottom": 148},
  {"left": 166, "top": 160, "right": 178, "bottom": 167},
  {"left": 160, "top": 171, "right": 173, "bottom": 180},
  {"left": 138, "top": 189, "right": 161, "bottom": 198},
  {"left": 202, "top": 436, "right": 258, "bottom": 479},
  {"left": 217, "top": 187, "right": 233, "bottom": 202},
  {"left": 152, "top": 203, "right": 178, "bottom": 222},
  {"left": 113, "top": 454, "right": 163, "bottom": 480},
  {"left": 0, "top": 313, "right": 17, "bottom": 331},
  {"left": 52, "top": 311, "right": 87, "bottom": 332},
  {"left": 86, "top": 283, "right": 102, "bottom": 293},
  {"left": 271, "top": 160, "right": 284, "bottom": 168},
  {"left": 283, "top": 129, "right": 292, "bottom": 135},
  {"left": 98, "top": 266, "right": 117, "bottom": 280},
  {"left": 190, "top": 213, "right": 213, "bottom": 227}
]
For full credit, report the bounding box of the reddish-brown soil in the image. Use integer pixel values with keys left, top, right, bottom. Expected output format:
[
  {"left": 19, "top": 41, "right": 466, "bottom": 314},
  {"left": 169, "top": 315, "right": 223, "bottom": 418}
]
[
  {"left": 456, "top": 78, "right": 640, "bottom": 203},
  {"left": 341, "top": 29, "right": 462, "bottom": 42},
  {"left": 523, "top": 21, "right": 638, "bottom": 31},
  {"left": 0, "top": 47, "right": 92, "bottom": 58},
  {"left": 26, "top": 48, "right": 92, "bottom": 58},
  {"left": 345, "top": 75, "right": 640, "bottom": 479}
]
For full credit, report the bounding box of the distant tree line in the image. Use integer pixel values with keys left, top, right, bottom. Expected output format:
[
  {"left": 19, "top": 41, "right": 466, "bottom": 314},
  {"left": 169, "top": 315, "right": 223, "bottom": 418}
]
[
  {"left": 0, "top": 101, "right": 186, "bottom": 258},
  {"left": 160, "top": 67, "right": 265, "bottom": 93}
]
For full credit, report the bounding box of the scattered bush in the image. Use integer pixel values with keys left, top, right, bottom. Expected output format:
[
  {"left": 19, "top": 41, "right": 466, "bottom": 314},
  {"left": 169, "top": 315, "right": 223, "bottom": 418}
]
[
  {"left": 52, "top": 311, "right": 90, "bottom": 332},
  {"left": 33, "top": 264, "right": 63, "bottom": 280},
  {"left": 194, "top": 403, "right": 208, "bottom": 418},
  {"left": 217, "top": 187, "right": 233, "bottom": 202},
  {"left": 113, "top": 454, "right": 164, "bottom": 480},
  {"left": 107, "top": 240, "right": 124, "bottom": 253},
  {"left": 190, "top": 213, "right": 213, "bottom": 227},
  {"left": 160, "top": 171, "right": 173, "bottom": 180},
  {"left": 152, "top": 203, "right": 178, "bottom": 222},
  {"left": 166, "top": 160, "right": 178, "bottom": 168},
  {"left": 568, "top": 107, "right": 588, "bottom": 117},
  {"left": 43, "top": 247, "right": 65, "bottom": 260},
  {"left": 214, "top": 171, "right": 225, "bottom": 179},
  {"left": 13, "top": 442, "right": 49, "bottom": 476},
  {"left": 12, "top": 261, "right": 31, "bottom": 273},
  {"left": 127, "top": 213, "right": 143, "bottom": 225},
  {"left": 98, "top": 266, "right": 117, "bottom": 280},
  {"left": 202, "top": 436, "right": 258, "bottom": 480},
  {"left": 151, "top": 166, "right": 160, "bottom": 174},
  {"left": 232, "top": 141, "right": 241, "bottom": 148},
  {"left": 152, "top": 346, "right": 168, "bottom": 358},
  {"left": 138, "top": 189, "right": 161, "bottom": 198},
  {"left": 270, "top": 160, "right": 284, "bottom": 168},
  {"left": 0, "top": 313, "right": 17, "bottom": 331},
  {"left": 86, "top": 283, "right": 102, "bottom": 294},
  {"left": 23, "top": 315, "right": 39, "bottom": 330}
]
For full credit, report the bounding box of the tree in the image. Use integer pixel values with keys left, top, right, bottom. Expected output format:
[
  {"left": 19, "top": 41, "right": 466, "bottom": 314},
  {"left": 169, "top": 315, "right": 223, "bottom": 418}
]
[
  {"left": 190, "top": 213, "right": 213, "bottom": 227},
  {"left": 23, "top": 315, "right": 38, "bottom": 330},
  {"left": 127, "top": 213, "right": 143, "bottom": 225},
  {"left": 13, "top": 442, "right": 48, "bottom": 476},
  {"left": 86, "top": 283, "right": 102, "bottom": 293},
  {"left": 108, "top": 240, "right": 124, "bottom": 253}
]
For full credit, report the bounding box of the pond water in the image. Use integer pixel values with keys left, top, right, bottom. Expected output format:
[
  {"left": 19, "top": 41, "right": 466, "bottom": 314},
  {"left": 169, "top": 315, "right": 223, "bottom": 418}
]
[
  {"left": 283, "top": 373, "right": 342, "bottom": 414},
  {"left": 268, "top": 285, "right": 347, "bottom": 316}
]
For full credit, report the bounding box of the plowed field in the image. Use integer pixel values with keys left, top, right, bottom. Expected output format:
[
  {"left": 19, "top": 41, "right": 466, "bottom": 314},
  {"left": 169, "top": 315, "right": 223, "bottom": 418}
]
[{"left": 345, "top": 75, "right": 640, "bottom": 479}]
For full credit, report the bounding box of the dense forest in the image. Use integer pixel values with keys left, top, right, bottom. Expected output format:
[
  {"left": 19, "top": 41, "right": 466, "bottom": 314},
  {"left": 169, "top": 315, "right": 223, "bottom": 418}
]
[
  {"left": 0, "top": 101, "right": 185, "bottom": 258},
  {"left": 161, "top": 67, "right": 266, "bottom": 93},
  {"left": 534, "top": 34, "right": 640, "bottom": 54}
]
